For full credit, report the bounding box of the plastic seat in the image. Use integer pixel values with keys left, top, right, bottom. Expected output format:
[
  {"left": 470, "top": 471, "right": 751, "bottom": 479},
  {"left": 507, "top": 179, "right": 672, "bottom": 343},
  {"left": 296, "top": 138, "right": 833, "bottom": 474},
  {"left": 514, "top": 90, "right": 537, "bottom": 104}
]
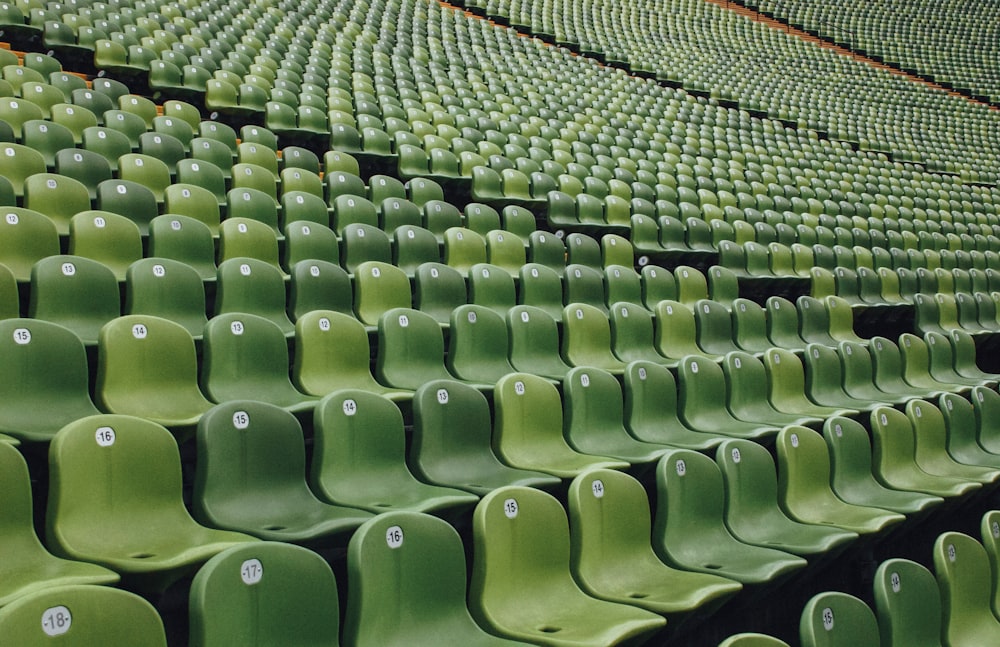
[
  {"left": 124, "top": 258, "right": 207, "bottom": 339},
  {"left": 353, "top": 261, "right": 412, "bottom": 329},
  {"left": 193, "top": 401, "right": 370, "bottom": 544},
  {"left": 568, "top": 467, "right": 742, "bottom": 619},
  {"left": 971, "top": 386, "right": 1000, "bottom": 455},
  {"left": 934, "top": 531, "right": 1000, "bottom": 647},
  {"left": 310, "top": 389, "right": 478, "bottom": 514},
  {"left": 716, "top": 439, "right": 857, "bottom": 557},
  {"left": 96, "top": 315, "right": 214, "bottom": 430},
  {"left": 189, "top": 542, "right": 340, "bottom": 647},
  {"left": 0, "top": 585, "right": 166, "bottom": 646},
  {"left": 0, "top": 207, "right": 60, "bottom": 282},
  {"left": 199, "top": 314, "right": 316, "bottom": 414},
  {"left": 283, "top": 219, "right": 339, "bottom": 270},
  {"left": 0, "top": 442, "right": 119, "bottom": 606},
  {"left": 873, "top": 558, "right": 943, "bottom": 647},
  {"left": 561, "top": 303, "right": 628, "bottom": 374},
  {"left": 346, "top": 511, "right": 526, "bottom": 647},
  {"left": 470, "top": 486, "right": 666, "bottom": 645},
  {"left": 870, "top": 407, "right": 981, "bottom": 499},
  {"left": 340, "top": 223, "right": 392, "bottom": 276},
  {"left": 563, "top": 366, "right": 670, "bottom": 466},
  {"left": 292, "top": 310, "right": 411, "bottom": 402},
  {"left": 799, "top": 591, "right": 880, "bottom": 647},
  {"left": 412, "top": 379, "right": 560, "bottom": 495},
  {"left": 0, "top": 318, "right": 102, "bottom": 442},
  {"left": 724, "top": 350, "right": 824, "bottom": 428},
  {"left": 49, "top": 412, "right": 256, "bottom": 594},
  {"left": 518, "top": 262, "right": 564, "bottom": 322},
  {"left": 22, "top": 171, "right": 88, "bottom": 238},
  {"left": 870, "top": 336, "right": 945, "bottom": 400},
  {"left": 54, "top": 148, "right": 112, "bottom": 201},
  {"left": 95, "top": 179, "right": 158, "bottom": 236},
  {"left": 163, "top": 184, "right": 222, "bottom": 234},
  {"left": 563, "top": 264, "right": 608, "bottom": 313},
  {"left": 0, "top": 142, "right": 44, "bottom": 199},
  {"left": 528, "top": 231, "right": 567, "bottom": 276},
  {"left": 775, "top": 426, "right": 905, "bottom": 535},
  {"left": 652, "top": 449, "right": 807, "bottom": 584},
  {"left": 905, "top": 399, "right": 1000, "bottom": 485},
  {"left": 447, "top": 304, "right": 517, "bottom": 385},
  {"left": 147, "top": 215, "right": 217, "bottom": 282},
  {"left": 765, "top": 348, "right": 859, "bottom": 418},
  {"left": 28, "top": 255, "right": 120, "bottom": 345},
  {"left": 838, "top": 340, "right": 911, "bottom": 407},
  {"left": 677, "top": 355, "right": 779, "bottom": 441},
  {"left": 505, "top": 305, "right": 572, "bottom": 381},
  {"left": 764, "top": 296, "right": 807, "bottom": 352},
  {"left": 731, "top": 298, "right": 773, "bottom": 355},
  {"left": 225, "top": 188, "right": 281, "bottom": 240},
  {"left": 288, "top": 258, "right": 352, "bottom": 320},
  {"left": 214, "top": 257, "right": 292, "bottom": 335},
  {"left": 494, "top": 372, "right": 628, "bottom": 478},
  {"left": 412, "top": 262, "right": 465, "bottom": 328},
  {"left": 823, "top": 416, "right": 943, "bottom": 516}
]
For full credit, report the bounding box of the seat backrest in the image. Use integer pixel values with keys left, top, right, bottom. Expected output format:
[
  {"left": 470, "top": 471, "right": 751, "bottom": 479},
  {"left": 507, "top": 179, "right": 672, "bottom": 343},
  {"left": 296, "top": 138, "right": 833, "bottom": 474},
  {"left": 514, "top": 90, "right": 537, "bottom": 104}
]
[
  {"left": 95, "top": 315, "right": 210, "bottom": 423},
  {"left": 124, "top": 257, "right": 207, "bottom": 338},
  {"left": 28, "top": 255, "right": 120, "bottom": 344},
  {"left": 214, "top": 258, "right": 293, "bottom": 335},
  {"left": 0, "top": 318, "right": 100, "bottom": 442},
  {"left": 0, "top": 207, "right": 61, "bottom": 282},
  {"left": 934, "top": 531, "right": 1000, "bottom": 646},
  {"left": 353, "top": 260, "right": 411, "bottom": 327},
  {"left": 731, "top": 298, "right": 772, "bottom": 354},
  {"left": 189, "top": 542, "right": 338, "bottom": 647},
  {"left": 48, "top": 414, "right": 198, "bottom": 552},
  {"left": 468, "top": 263, "right": 516, "bottom": 316},
  {"left": 288, "top": 259, "right": 352, "bottom": 320},
  {"left": 0, "top": 584, "right": 166, "bottom": 646},
  {"left": 346, "top": 510, "right": 500, "bottom": 645},
  {"left": 561, "top": 302, "right": 626, "bottom": 372},
  {"left": 873, "top": 558, "right": 942, "bottom": 647},
  {"left": 68, "top": 209, "right": 143, "bottom": 280},
  {"left": 799, "top": 591, "right": 880, "bottom": 647},
  {"left": 563, "top": 263, "right": 608, "bottom": 312},
  {"left": 447, "top": 304, "right": 514, "bottom": 384},
  {"left": 376, "top": 308, "right": 452, "bottom": 390},
  {"left": 413, "top": 262, "right": 466, "bottom": 326},
  {"left": 505, "top": 305, "right": 570, "bottom": 380},
  {"left": 147, "top": 215, "right": 217, "bottom": 281}
]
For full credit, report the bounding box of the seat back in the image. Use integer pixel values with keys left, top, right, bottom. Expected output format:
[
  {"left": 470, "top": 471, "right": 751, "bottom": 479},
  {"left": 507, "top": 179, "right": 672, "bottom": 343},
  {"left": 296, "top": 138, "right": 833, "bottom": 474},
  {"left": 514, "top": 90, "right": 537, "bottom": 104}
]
[
  {"left": 353, "top": 260, "right": 411, "bottom": 327},
  {"left": 505, "top": 305, "right": 570, "bottom": 380},
  {"left": 347, "top": 510, "right": 500, "bottom": 645},
  {"left": 125, "top": 257, "right": 208, "bottom": 338},
  {"left": 0, "top": 318, "right": 100, "bottom": 442},
  {"left": 28, "top": 255, "right": 120, "bottom": 344},
  {"left": 190, "top": 542, "right": 338, "bottom": 647},
  {"left": 96, "top": 315, "right": 211, "bottom": 424},
  {"left": 934, "top": 531, "right": 1000, "bottom": 646},
  {"left": 873, "top": 558, "right": 942, "bottom": 647},
  {"left": 0, "top": 585, "right": 166, "bottom": 646},
  {"left": 800, "top": 591, "right": 880, "bottom": 647},
  {"left": 377, "top": 308, "right": 452, "bottom": 390},
  {"left": 292, "top": 310, "right": 386, "bottom": 397},
  {"left": 215, "top": 258, "right": 293, "bottom": 335},
  {"left": 447, "top": 304, "right": 515, "bottom": 384},
  {"left": 562, "top": 302, "right": 627, "bottom": 372}
]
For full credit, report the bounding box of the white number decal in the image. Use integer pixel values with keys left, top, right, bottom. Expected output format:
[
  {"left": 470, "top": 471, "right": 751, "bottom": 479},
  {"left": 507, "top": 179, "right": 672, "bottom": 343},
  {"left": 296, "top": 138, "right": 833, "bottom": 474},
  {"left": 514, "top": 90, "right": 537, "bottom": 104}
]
[
  {"left": 731, "top": 448, "right": 741, "bottom": 463},
  {"left": 41, "top": 606, "right": 72, "bottom": 636},
  {"left": 468, "top": 311, "right": 477, "bottom": 323},
  {"left": 948, "top": 543, "right": 957, "bottom": 562},
  {"left": 822, "top": 607, "right": 834, "bottom": 631},
  {"left": 310, "top": 265, "right": 320, "bottom": 277},
  {"left": 152, "top": 264, "right": 166, "bottom": 277},
  {"left": 371, "top": 266, "right": 380, "bottom": 277},
  {"left": 580, "top": 374, "right": 590, "bottom": 387},
  {"left": 170, "top": 219, "right": 182, "bottom": 231},
  {"left": 676, "top": 459, "right": 686, "bottom": 476},
  {"left": 233, "top": 411, "right": 250, "bottom": 430},
  {"left": 241, "top": 558, "right": 263, "bottom": 584},
  {"left": 343, "top": 399, "right": 357, "bottom": 416},
  {"left": 520, "top": 311, "right": 529, "bottom": 322},
  {"left": 230, "top": 321, "right": 244, "bottom": 336},
  {"left": 132, "top": 324, "right": 148, "bottom": 339},
  {"left": 386, "top": 525, "right": 404, "bottom": 548},
  {"left": 790, "top": 433, "right": 799, "bottom": 448},
  {"left": 12, "top": 328, "right": 30, "bottom": 345},
  {"left": 238, "top": 222, "right": 248, "bottom": 233},
  {"left": 891, "top": 571, "right": 901, "bottom": 593},
  {"left": 437, "top": 389, "right": 449, "bottom": 404},
  {"left": 239, "top": 264, "right": 252, "bottom": 276},
  {"left": 93, "top": 216, "right": 106, "bottom": 228},
  {"left": 95, "top": 426, "right": 116, "bottom": 447},
  {"left": 514, "top": 381, "right": 525, "bottom": 395},
  {"left": 592, "top": 479, "right": 604, "bottom": 498},
  {"left": 637, "top": 367, "right": 647, "bottom": 379},
  {"left": 319, "top": 318, "right": 331, "bottom": 331},
  {"left": 398, "top": 315, "right": 409, "bottom": 327},
  {"left": 503, "top": 498, "right": 518, "bottom": 518}
]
